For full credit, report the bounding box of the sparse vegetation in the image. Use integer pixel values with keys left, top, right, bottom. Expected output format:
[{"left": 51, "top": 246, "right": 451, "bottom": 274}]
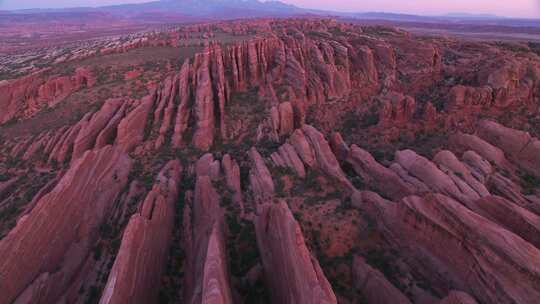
[{"left": 520, "top": 173, "right": 540, "bottom": 195}]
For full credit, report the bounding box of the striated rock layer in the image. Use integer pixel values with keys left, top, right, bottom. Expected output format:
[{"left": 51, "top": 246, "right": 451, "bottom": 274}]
[
  {"left": 100, "top": 160, "right": 182, "bottom": 304},
  {"left": 255, "top": 200, "right": 337, "bottom": 304},
  {"left": 0, "top": 146, "right": 132, "bottom": 304}
]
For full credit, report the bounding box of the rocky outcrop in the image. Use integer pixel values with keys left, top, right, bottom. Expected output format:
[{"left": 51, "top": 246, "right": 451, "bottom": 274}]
[
  {"left": 72, "top": 98, "right": 124, "bottom": 161},
  {"left": 116, "top": 94, "right": 154, "bottom": 153},
  {"left": 352, "top": 255, "right": 411, "bottom": 304},
  {"left": 477, "top": 120, "right": 540, "bottom": 177},
  {"left": 347, "top": 145, "right": 416, "bottom": 200},
  {"left": 329, "top": 132, "right": 349, "bottom": 162},
  {"left": 191, "top": 44, "right": 230, "bottom": 151},
  {"left": 391, "top": 194, "right": 540, "bottom": 303},
  {"left": 469, "top": 195, "right": 540, "bottom": 248},
  {"left": 183, "top": 155, "right": 233, "bottom": 304},
  {"left": 171, "top": 60, "right": 192, "bottom": 148},
  {"left": 297, "top": 125, "right": 352, "bottom": 189},
  {"left": 450, "top": 133, "right": 510, "bottom": 169},
  {"left": 0, "top": 146, "right": 131, "bottom": 304},
  {"left": 270, "top": 143, "right": 306, "bottom": 178},
  {"left": 222, "top": 154, "right": 244, "bottom": 213},
  {"left": 433, "top": 150, "right": 490, "bottom": 198},
  {"left": 155, "top": 76, "right": 179, "bottom": 150},
  {"left": 0, "top": 67, "right": 95, "bottom": 124},
  {"left": 447, "top": 85, "right": 492, "bottom": 112},
  {"left": 100, "top": 160, "right": 181, "bottom": 304},
  {"left": 249, "top": 148, "right": 275, "bottom": 205},
  {"left": 378, "top": 92, "right": 416, "bottom": 126},
  {"left": 437, "top": 291, "right": 478, "bottom": 304},
  {"left": 270, "top": 102, "right": 295, "bottom": 137},
  {"left": 395, "top": 150, "right": 480, "bottom": 204},
  {"left": 255, "top": 200, "right": 337, "bottom": 304}
]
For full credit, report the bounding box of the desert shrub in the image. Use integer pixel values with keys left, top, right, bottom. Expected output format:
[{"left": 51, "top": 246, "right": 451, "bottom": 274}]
[
  {"left": 520, "top": 173, "right": 540, "bottom": 195},
  {"left": 0, "top": 173, "right": 11, "bottom": 182},
  {"left": 528, "top": 42, "right": 540, "bottom": 56},
  {"left": 360, "top": 106, "right": 380, "bottom": 128}
]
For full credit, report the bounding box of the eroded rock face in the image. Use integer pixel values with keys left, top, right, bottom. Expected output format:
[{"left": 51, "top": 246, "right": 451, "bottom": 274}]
[
  {"left": 450, "top": 133, "right": 509, "bottom": 169},
  {"left": 192, "top": 47, "right": 217, "bottom": 151},
  {"left": 100, "top": 160, "right": 181, "bottom": 304},
  {"left": 392, "top": 194, "right": 540, "bottom": 304},
  {"left": 183, "top": 154, "right": 234, "bottom": 304},
  {"left": 347, "top": 145, "right": 415, "bottom": 200},
  {"left": 437, "top": 291, "right": 478, "bottom": 304},
  {"left": 395, "top": 150, "right": 480, "bottom": 204},
  {"left": 255, "top": 200, "right": 337, "bottom": 304},
  {"left": 72, "top": 98, "right": 124, "bottom": 161},
  {"left": 172, "top": 60, "right": 192, "bottom": 149},
  {"left": 0, "top": 67, "right": 95, "bottom": 124},
  {"left": 116, "top": 95, "right": 154, "bottom": 153},
  {"left": 378, "top": 92, "right": 416, "bottom": 126},
  {"left": 301, "top": 125, "right": 352, "bottom": 189},
  {"left": 352, "top": 256, "right": 411, "bottom": 304},
  {"left": 249, "top": 147, "right": 275, "bottom": 205},
  {"left": 469, "top": 195, "right": 540, "bottom": 249},
  {"left": 0, "top": 146, "right": 132, "bottom": 304},
  {"left": 477, "top": 120, "right": 540, "bottom": 177},
  {"left": 272, "top": 143, "right": 306, "bottom": 178}
]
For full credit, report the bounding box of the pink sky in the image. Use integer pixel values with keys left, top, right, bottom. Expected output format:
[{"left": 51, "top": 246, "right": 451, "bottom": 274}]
[
  {"left": 286, "top": 0, "right": 540, "bottom": 18},
  {"left": 1, "top": 0, "right": 539, "bottom": 18}
]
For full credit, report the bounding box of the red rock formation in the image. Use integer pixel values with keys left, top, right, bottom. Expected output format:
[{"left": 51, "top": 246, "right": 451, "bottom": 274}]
[
  {"left": 289, "top": 128, "right": 317, "bottom": 168},
  {"left": 183, "top": 154, "right": 233, "bottom": 304},
  {"left": 299, "top": 125, "right": 352, "bottom": 189},
  {"left": 270, "top": 102, "right": 295, "bottom": 138},
  {"left": 477, "top": 120, "right": 540, "bottom": 177},
  {"left": 367, "top": 193, "right": 540, "bottom": 303},
  {"left": 270, "top": 143, "right": 306, "bottom": 178},
  {"left": 437, "top": 291, "right": 478, "bottom": 304},
  {"left": 95, "top": 102, "right": 127, "bottom": 149},
  {"left": 433, "top": 150, "right": 490, "bottom": 198},
  {"left": 49, "top": 113, "right": 90, "bottom": 164},
  {"left": 469, "top": 195, "right": 540, "bottom": 248},
  {"left": 100, "top": 160, "right": 181, "bottom": 304},
  {"left": 192, "top": 49, "right": 216, "bottom": 151},
  {"left": 395, "top": 149, "right": 481, "bottom": 204},
  {"left": 0, "top": 146, "right": 131, "bottom": 304},
  {"left": 72, "top": 98, "right": 124, "bottom": 161},
  {"left": 222, "top": 154, "right": 244, "bottom": 213},
  {"left": 155, "top": 76, "right": 179, "bottom": 150},
  {"left": 447, "top": 85, "right": 492, "bottom": 112},
  {"left": 172, "top": 60, "right": 193, "bottom": 149},
  {"left": 352, "top": 256, "right": 411, "bottom": 304},
  {"left": 249, "top": 148, "right": 275, "bottom": 205},
  {"left": 329, "top": 132, "right": 349, "bottom": 163},
  {"left": 347, "top": 145, "right": 416, "bottom": 200},
  {"left": 450, "top": 133, "right": 511, "bottom": 170},
  {"left": 0, "top": 67, "right": 94, "bottom": 124},
  {"left": 378, "top": 92, "right": 416, "bottom": 126},
  {"left": 116, "top": 94, "right": 154, "bottom": 153},
  {"left": 255, "top": 200, "right": 337, "bottom": 304}
]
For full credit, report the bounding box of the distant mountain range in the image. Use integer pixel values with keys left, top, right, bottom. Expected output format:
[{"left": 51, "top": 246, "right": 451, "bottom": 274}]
[{"left": 4, "top": 0, "right": 539, "bottom": 25}]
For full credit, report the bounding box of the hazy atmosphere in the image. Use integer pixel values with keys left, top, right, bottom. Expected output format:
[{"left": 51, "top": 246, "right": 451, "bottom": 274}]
[{"left": 1, "top": 0, "right": 539, "bottom": 18}]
